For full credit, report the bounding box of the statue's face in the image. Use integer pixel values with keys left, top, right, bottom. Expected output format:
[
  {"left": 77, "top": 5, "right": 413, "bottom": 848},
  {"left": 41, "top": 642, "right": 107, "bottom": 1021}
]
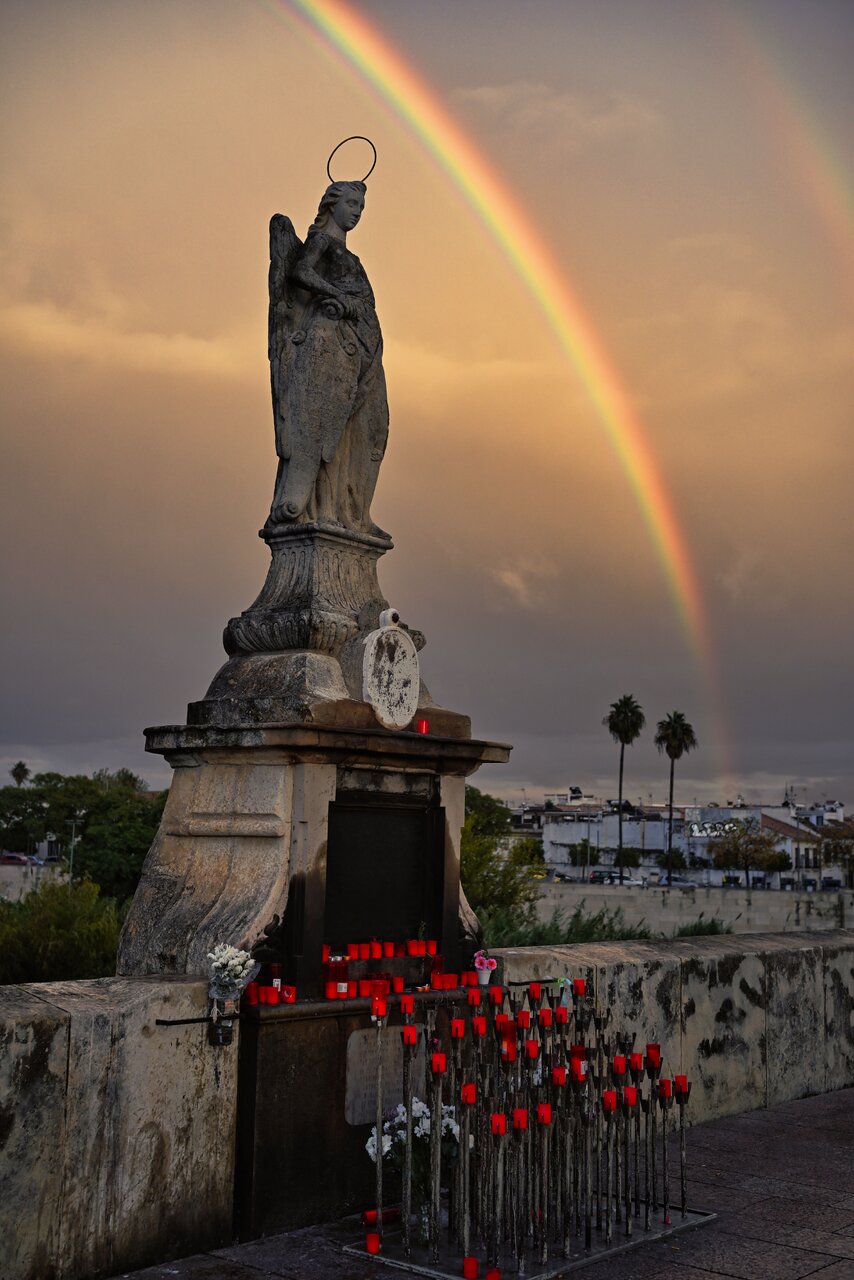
[{"left": 331, "top": 189, "right": 365, "bottom": 232}]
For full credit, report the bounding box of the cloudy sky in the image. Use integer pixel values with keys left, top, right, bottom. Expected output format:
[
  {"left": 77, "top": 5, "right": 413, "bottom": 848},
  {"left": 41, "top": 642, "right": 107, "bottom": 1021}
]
[{"left": 1, "top": 0, "right": 851, "bottom": 806}]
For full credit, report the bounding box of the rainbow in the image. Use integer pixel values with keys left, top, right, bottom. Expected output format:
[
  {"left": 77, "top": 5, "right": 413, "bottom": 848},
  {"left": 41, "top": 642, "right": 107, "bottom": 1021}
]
[{"left": 253, "top": 0, "right": 710, "bottom": 667}]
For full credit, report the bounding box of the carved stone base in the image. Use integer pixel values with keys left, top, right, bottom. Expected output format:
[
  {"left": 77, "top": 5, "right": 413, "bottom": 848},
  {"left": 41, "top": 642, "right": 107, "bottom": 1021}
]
[{"left": 223, "top": 522, "right": 393, "bottom": 658}]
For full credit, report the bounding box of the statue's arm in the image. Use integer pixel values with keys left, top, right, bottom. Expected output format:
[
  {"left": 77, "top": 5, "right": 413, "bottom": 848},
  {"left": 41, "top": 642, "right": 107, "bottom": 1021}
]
[{"left": 291, "top": 235, "right": 357, "bottom": 320}]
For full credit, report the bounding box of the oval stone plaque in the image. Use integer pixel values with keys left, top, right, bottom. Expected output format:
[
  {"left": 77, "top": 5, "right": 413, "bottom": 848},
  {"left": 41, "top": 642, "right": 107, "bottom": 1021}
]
[{"left": 362, "top": 625, "right": 420, "bottom": 729}]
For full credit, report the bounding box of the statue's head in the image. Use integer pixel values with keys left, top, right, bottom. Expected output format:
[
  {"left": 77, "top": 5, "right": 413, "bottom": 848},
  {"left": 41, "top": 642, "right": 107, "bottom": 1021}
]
[{"left": 310, "top": 180, "right": 366, "bottom": 235}]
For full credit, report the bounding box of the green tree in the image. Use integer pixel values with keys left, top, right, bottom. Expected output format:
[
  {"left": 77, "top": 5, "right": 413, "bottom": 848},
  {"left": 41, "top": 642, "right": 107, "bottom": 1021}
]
[
  {"left": 460, "top": 786, "right": 538, "bottom": 924},
  {"left": 653, "top": 711, "right": 698, "bottom": 887},
  {"left": 710, "top": 818, "right": 790, "bottom": 889},
  {"left": 0, "top": 879, "right": 120, "bottom": 984},
  {"left": 603, "top": 695, "right": 646, "bottom": 885},
  {"left": 566, "top": 838, "right": 599, "bottom": 869},
  {"left": 10, "top": 760, "right": 30, "bottom": 788}
]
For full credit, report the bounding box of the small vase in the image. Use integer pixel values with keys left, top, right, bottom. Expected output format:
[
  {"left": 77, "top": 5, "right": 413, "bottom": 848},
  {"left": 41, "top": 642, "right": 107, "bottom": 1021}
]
[{"left": 477, "top": 968, "right": 491, "bottom": 986}]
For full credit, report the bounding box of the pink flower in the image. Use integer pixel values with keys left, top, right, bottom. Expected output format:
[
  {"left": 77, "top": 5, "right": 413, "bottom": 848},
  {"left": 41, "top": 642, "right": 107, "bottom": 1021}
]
[{"left": 474, "top": 955, "right": 489, "bottom": 970}]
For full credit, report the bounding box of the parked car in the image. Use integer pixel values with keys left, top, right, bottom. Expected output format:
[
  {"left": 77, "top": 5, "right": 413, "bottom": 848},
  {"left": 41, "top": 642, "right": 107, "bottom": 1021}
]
[
  {"left": 661, "top": 874, "right": 698, "bottom": 889},
  {"left": 0, "top": 852, "right": 29, "bottom": 865},
  {"left": 589, "top": 869, "right": 611, "bottom": 884},
  {"left": 821, "top": 876, "right": 843, "bottom": 890}
]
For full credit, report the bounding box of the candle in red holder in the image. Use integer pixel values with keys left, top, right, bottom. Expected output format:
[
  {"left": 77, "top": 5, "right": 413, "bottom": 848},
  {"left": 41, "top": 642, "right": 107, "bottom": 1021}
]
[
  {"left": 431, "top": 1052, "right": 447, "bottom": 1074},
  {"left": 400, "top": 993, "right": 415, "bottom": 1015},
  {"left": 321, "top": 944, "right": 330, "bottom": 963},
  {"left": 392, "top": 975, "right": 404, "bottom": 994},
  {"left": 347, "top": 942, "right": 360, "bottom": 960},
  {"left": 461, "top": 1082, "right": 477, "bottom": 1105},
  {"left": 539, "top": 1007, "right": 553, "bottom": 1028},
  {"left": 430, "top": 971, "right": 442, "bottom": 991},
  {"left": 451, "top": 1018, "right": 465, "bottom": 1040},
  {"left": 243, "top": 982, "right": 259, "bottom": 1005},
  {"left": 416, "top": 940, "right": 427, "bottom": 957},
  {"left": 347, "top": 981, "right": 357, "bottom": 998},
  {"left": 528, "top": 982, "right": 541, "bottom": 1002},
  {"left": 570, "top": 1043, "right": 586, "bottom": 1060},
  {"left": 613, "top": 1054, "right": 626, "bottom": 1076},
  {"left": 489, "top": 986, "right": 503, "bottom": 1006},
  {"left": 675, "top": 1074, "right": 688, "bottom": 1094},
  {"left": 573, "top": 978, "right": 586, "bottom": 998},
  {"left": 366, "top": 1231, "right": 380, "bottom": 1255},
  {"left": 624, "top": 1085, "right": 638, "bottom": 1107},
  {"left": 659, "top": 1077, "right": 672, "bottom": 1098},
  {"left": 491, "top": 1113, "right": 507, "bottom": 1135},
  {"left": 525, "top": 1039, "right": 540, "bottom": 1061},
  {"left": 473, "top": 1015, "right": 487, "bottom": 1037},
  {"left": 467, "top": 989, "right": 481, "bottom": 1008},
  {"left": 371, "top": 995, "right": 387, "bottom": 1018},
  {"left": 265, "top": 986, "right": 280, "bottom": 1005},
  {"left": 416, "top": 717, "right": 429, "bottom": 734},
  {"left": 485, "top": 1270, "right": 501, "bottom": 1280},
  {"left": 357, "top": 979, "right": 370, "bottom": 998},
  {"left": 402, "top": 1025, "right": 418, "bottom": 1047},
  {"left": 513, "top": 1107, "right": 528, "bottom": 1130},
  {"left": 571, "top": 1058, "right": 587, "bottom": 1081},
  {"left": 501, "top": 1037, "right": 517, "bottom": 1064},
  {"left": 646, "top": 1043, "right": 662, "bottom": 1068},
  {"left": 383, "top": 941, "right": 394, "bottom": 959},
  {"left": 426, "top": 939, "right": 438, "bottom": 956},
  {"left": 555, "top": 1005, "right": 569, "bottom": 1025},
  {"left": 444, "top": 973, "right": 459, "bottom": 990},
  {"left": 359, "top": 943, "right": 370, "bottom": 961},
  {"left": 495, "top": 1012, "right": 509, "bottom": 1030},
  {"left": 537, "top": 1102, "right": 552, "bottom": 1125},
  {"left": 552, "top": 1065, "right": 567, "bottom": 1087},
  {"left": 395, "top": 941, "right": 405, "bottom": 957},
  {"left": 467, "top": 970, "right": 479, "bottom": 987},
  {"left": 281, "top": 985, "right": 296, "bottom": 1004},
  {"left": 463, "top": 1258, "right": 479, "bottom": 1280},
  {"left": 517, "top": 1009, "right": 530, "bottom": 1029},
  {"left": 270, "top": 963, "right": 282, "bottom": 991},
  {"left": 406, "top": 939, "right": 418, "bottom": 956},
  {"left": 602, "top": 1089, "right": 618, "bottom": 1113},
  {"left": 630, "top": 1051, "right": 644, "bottom": 1073},
  {"left": 324, "top": 981, "right": 337, "bottom": 1000},
  {"left": 370, "top": 940, "right": 382, "bottom": 960}
]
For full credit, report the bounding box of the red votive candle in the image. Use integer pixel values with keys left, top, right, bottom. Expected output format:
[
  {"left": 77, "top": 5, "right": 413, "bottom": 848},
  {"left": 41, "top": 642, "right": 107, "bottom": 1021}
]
[
  {"left": 675, "top": 1074, "right": 688, "bottom": 1094},
  {"left": 444, "top": 973, "right": 459, "bottom": 990},
  {"left": 659, "top": 1078, "right": 672, "bottom": 1098},
  {"left": 324, "top": 981, "right": 337, "bottom": 1000},
  {"left": 400, "top": 993, "right": 415, "bottom": 1015},
  {"left": 489, "top": 986, "right": 503, "bottom": 1006},
  {"left": 370, "top": 940, "right": 382, "bottom": 960},
  {"left": 347, "top": 942, "right": 360, "bottom": 960},
  {"left": 517, "top": 1009, "right": 530, "bottom": 1029},
  {"left": 392, "top": 975, "right": 404, "bottom": 994},
  {"left": 495, "top": 1012, "right": 509, "bottom": 1030},
  {"left": 357, "top": 979, "right": 370, "bottom": 998},
  {"left": 555, "top": 1005, "right": 569, "bottom": 1025},
  {"left": 491, "top": 1113, "right": 507, "bottom": 1135},
  {"left": 416, "top": 718, "right": 429, "bottom": 734},
  {"left": 366, "top": 1231, "right": 380, "bottom": 1255},
  {"left": 467, "top": 989, "right": 481, "bottom": 1007},
  {"left": 613, "top": 1054, "right": 626, "bottom": 1076},
  {"left": 347, "top": 981, "right": 357, "bottom": 998},
  {"left": 525, "top": 1039, "right": 540, "bottom": 1061},
  {"left": 537, "top": 1102, "right": 552, "bottom": 1125},
  {"left": 431, "top": 1052, "right": 447, "bottom": 1074},
  {"left": 321, "top": 944, "right": 330, "bottom": 963},
  {"left": 602, "top": 1089, "right": 618, "bottom": 1113},
  {"left": 383, "top": 941, "right": 395, "bottom": 959},
  {"left": 573, "top": 978, "right": 586, "bottom": 998},
  {"left": 539, "top": 1007, "right": 553, "bottom": 1028},
  {"left": 630, "top": 1052, "right": 644, "bottom": 1073},
  {"left": 416, "top": 940, "right": 427, "bottom": 957},
  {"left": 552, "top": 1065, "right": 567, "bottom": 1087},
  {"left": 571, "top": 1058, "right": 587, "bottom": 1081},
  {"left": 485, "top": 1270, "right": 501, "bottom": 1280},
  {"left": 528, "top": 982, "right": 542, "bottom": 1002},
  {"left": 281, "top": 985, "right": 296, "bottom": 1004},
  {"left": 451, "top": 1018, "right": 466, "bottom": 1039},
  {"left": 461, "top": 1082, "right": 477, "bottom": 1105},
  {"left": 513, "top": 1107, "right": 528, "bottom": 1130},
  {"left": 243, "top": 982, "right": 259, "bottom": 1005},
  {"left": 431, "top": 971, "right": 442, "bottom": 991},
  {"left": 359, "top": 943, "right": 371, "bottom": 961},
  {"left": 402, "top": 1025, "right": 418, "bottom": 1047},
  {"left": 427, "top": 939, "right": 438, "bottom": 956},
  {"left": 406, "top": 939, "right": 419, "bottom": 956},
  {"left": 371, "top": 996, "right": 387, "bottom": 1018},
  {"left": 473, "top": 1016, "right": 487, "bottom": 1037},
  {"left": 646, "top": 1043, "right": 662, "bottom": 1068},
  {"left": 463, "top": 1257, "right": 479, "bottom": 1280},
  {"left": 502, "top": 1038, "right": 517, "bottom": 1063},
  {"left": 624, "top": 1085, "right": 638, "bottom": 1107}
]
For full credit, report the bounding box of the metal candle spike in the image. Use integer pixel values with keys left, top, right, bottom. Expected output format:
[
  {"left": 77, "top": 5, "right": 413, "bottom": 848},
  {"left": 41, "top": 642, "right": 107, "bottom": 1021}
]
[
  {"left": 659, "top": 1081, "right": 674, "bottom": 1226},
  {"left": 676, "top": 1079, "right": 692, "bottom": 1219}
]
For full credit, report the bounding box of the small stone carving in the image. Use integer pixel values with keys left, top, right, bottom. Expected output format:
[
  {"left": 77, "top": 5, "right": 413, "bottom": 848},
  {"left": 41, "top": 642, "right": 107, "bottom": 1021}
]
[
  {"left": 266, "top": 180, "right": 389, "bottom": 539},
  {"left": 362, "top": 608, "right": 420, "bottom": 729}
]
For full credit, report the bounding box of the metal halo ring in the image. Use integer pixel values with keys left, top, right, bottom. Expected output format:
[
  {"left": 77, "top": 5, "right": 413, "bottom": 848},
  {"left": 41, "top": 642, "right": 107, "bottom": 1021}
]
[{"left": 326, "top": 135, "right": 377, "bottom": 184}]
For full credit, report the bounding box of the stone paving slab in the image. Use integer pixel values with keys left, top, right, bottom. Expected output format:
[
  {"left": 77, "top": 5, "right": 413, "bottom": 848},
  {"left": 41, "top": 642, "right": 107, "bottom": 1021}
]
[{"left": 114, "top": 1088, "right": 854, "bottom": 1280}]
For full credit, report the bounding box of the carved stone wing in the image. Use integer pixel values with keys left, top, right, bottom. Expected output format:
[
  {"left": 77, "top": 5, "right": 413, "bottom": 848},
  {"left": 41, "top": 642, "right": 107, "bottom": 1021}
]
[{"left": 268, "top": 214, "right": 303, "bottom": 460}]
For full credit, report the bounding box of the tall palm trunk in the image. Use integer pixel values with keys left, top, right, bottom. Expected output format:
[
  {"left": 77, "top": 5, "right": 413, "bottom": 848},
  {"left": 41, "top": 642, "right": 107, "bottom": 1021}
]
[
  {"left": 667, "top": 757, "right": 675, "bottom": 886},
  {"left": 618, "top": 743, "right": 625, "bottom": 885}
]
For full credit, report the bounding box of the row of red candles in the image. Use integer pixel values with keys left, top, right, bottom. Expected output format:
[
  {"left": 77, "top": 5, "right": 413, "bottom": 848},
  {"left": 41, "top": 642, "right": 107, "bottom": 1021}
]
[
  {"left": 327, "top": 969, "right": 485, "bottom": 1002},
  {"left": 322, "top": 939, "right": 439, "bottom": 963}
]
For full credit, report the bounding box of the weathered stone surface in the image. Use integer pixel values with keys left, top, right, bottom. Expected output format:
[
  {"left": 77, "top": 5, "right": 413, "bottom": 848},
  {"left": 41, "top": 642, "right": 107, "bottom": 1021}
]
[
  {"left": 1, "top": 978, "right": 238, "bottom": 1280},
  {"left": 824, "top": 939, "right": 854, "bottom": 1089},
  {"left": 762, "top": 934, "right": 825, "bottom": 1105}
]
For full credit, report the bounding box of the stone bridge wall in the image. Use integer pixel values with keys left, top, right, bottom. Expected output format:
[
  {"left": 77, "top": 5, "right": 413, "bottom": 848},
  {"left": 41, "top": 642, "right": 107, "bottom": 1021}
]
[{"left": 1, "top": 931, "right": 852, "bottom": 1279}]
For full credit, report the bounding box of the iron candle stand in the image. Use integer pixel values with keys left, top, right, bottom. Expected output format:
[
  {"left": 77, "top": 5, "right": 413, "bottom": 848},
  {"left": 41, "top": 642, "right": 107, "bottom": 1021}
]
[{"left": 675, "top": 1078, "right": 692, "bottom": 1219}]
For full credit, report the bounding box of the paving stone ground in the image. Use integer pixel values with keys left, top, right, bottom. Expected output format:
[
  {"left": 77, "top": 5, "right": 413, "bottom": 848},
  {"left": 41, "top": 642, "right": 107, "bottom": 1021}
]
[{"left": 115, "top": 1088, "right": 854, "bottom": 1280}]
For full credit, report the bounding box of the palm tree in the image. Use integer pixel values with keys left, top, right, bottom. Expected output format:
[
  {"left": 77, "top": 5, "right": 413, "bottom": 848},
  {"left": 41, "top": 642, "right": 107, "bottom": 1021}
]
[
  {"left": 654, "top": 712, "right": 698, "bottom": 886},
  {"left": 603, "top": 696, "right": 646, "bottom": 884},
  {"left": 10, "top": 760, "right": 29, "bottom": 788}
]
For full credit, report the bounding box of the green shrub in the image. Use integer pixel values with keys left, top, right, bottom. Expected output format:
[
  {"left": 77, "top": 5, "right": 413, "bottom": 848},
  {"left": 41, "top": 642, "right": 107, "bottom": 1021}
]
[
  {"left": 0, "top": 879, "right": 120, "bottom": 984},
  {"left": 673, "top": 917, "right": 732, "bottom": 937},
  {"left": 481, "top": 904, "right": 653, "bottom": 949}
]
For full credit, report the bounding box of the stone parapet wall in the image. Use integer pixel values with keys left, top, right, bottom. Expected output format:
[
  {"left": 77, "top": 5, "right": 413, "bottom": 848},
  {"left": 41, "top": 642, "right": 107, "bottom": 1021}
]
[
  {"left": 535, "top": 882, "right": 852, "bottom": 935},
  {"left": 0, "top": 977, "right": 238, "bottom": 1280},
  {"left": 494, "top": 929, "right": 854, "bottom": 1125}
]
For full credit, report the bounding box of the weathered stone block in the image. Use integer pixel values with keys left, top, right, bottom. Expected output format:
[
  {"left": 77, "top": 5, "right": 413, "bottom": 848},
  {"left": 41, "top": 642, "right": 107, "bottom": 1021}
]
[
  {"left": 824, "top": 938, "right": 854, "bottom": 1089},
  {"left": 761, "top": 934, "right": 825, "bottom": 1106}
]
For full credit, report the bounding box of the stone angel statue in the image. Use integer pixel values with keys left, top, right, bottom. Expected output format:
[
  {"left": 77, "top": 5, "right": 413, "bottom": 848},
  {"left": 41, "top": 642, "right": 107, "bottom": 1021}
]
[{"left": 266, "top": 180, "right": 389, "bottom": 539}]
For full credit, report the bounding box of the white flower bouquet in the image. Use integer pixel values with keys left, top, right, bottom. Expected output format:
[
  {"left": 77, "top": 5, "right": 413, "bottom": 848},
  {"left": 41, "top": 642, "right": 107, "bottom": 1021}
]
[{"left": 207, "top": 943, "right": 259, "bottom": 1002}]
